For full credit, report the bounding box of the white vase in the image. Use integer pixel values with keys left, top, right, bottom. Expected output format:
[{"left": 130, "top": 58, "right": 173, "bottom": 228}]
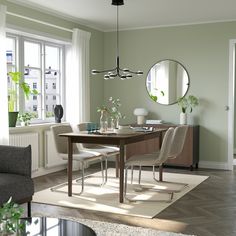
[{"left": 180, "top": 112, "right": 187, "bottom": 125}]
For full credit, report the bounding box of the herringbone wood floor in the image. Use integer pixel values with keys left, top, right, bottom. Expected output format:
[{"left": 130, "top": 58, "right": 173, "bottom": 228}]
[{"left": 29, "top": 163, "right": 236, "bottom": 236}]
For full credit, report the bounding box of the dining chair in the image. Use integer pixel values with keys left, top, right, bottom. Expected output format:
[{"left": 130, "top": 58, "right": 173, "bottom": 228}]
[
  {"left": 129, "top": 125, "right": 189, "bottom": 191},
  {"left": 77, "top": 122, "right": 120, "bottom": 182},
  {"left": 124, "top": 127, "right": 175, "bottom": 202},
  {"left": 154, "top": 125, "right": 189, "bottom": 189},
  {"left": 50, "top": 124, "right": 106, "bottom": 195}
]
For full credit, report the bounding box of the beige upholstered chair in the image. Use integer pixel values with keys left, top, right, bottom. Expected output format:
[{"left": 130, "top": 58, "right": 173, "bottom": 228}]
[
  {"left": 50, "top": 124, "right": 106, "bottom": 195},
  {"left": 154, "top": 125, "right": 189, "bottom": 189},
  {"left": 124, "top": 127, "right": 174, "bottom": 202},
  {"left": 129, "top": 125, "right": 189, "bottom": 194},
  {"left": 77, "top": 122, "right": 120, "bottom": 181}
]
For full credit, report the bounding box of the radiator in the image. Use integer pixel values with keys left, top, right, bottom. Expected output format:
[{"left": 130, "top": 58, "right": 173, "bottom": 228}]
[{"left": 9, "top": 132, "right": 39, "bottom": 172}]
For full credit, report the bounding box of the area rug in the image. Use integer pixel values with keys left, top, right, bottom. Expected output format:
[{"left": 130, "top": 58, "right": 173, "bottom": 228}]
[
  {"left": 33, "top": 168, "right": 208, "bottom": 218},
  {"left": 33, "top": 214, "right": 195, "bottom": 236}
]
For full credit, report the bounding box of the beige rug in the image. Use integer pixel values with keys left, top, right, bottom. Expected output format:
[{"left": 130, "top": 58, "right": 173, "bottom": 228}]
[{"left": 33, "top": 168, "right": 208, "bottom": 218}]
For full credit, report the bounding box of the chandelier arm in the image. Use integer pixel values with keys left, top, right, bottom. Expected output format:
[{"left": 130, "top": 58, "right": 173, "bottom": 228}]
[
  {"left": 126, "top": 69, "right": 144, "bottom": 74},
  {"left": 93, "top": 68, "right": 117, "bottom": 73}
]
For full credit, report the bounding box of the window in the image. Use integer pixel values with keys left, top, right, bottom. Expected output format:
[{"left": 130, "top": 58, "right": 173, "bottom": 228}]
[
  {"left": 33, "top": 105, "right": 37, "bottom": 111},
  {"left": 6, "top": 34, "right": 65, "bottom": 122},
  {"left": 33, "top": 82, "right": 37, "bottom": 89}
]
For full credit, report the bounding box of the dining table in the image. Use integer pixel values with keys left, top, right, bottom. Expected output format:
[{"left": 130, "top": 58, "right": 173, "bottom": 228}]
[{"left": 60, "top": 128, "right": 167, "bottom": 203}]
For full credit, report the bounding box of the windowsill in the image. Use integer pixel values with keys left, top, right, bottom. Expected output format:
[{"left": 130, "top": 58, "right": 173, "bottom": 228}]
[{"left": 9, "top": 121, "right": 69, "bottom": 131}]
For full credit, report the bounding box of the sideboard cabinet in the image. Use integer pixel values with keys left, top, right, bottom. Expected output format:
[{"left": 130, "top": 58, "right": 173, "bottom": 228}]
[{"left": 126, "top": 124, "right": 199, "bottom": 170}]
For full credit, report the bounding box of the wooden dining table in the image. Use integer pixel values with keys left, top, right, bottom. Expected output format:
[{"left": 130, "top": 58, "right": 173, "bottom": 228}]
[{"left": 60, "top": 128, "right": 166, "bottom": 203}]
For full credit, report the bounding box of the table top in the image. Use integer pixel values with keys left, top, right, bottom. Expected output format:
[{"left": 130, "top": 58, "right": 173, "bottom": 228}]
[
  {"left": 20, "top": 217, "right": 96, "bottom": 236},
  {"left": 59, "top": 129, "right": 167, "bottom": 145}
]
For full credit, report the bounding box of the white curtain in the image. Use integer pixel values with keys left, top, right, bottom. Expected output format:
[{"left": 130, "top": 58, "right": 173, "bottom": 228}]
[
  {"left": 66, "top": 28, "right": 91, "bottom": 126},
  {"left": 0, "top": 5, "right": 9, "bottom": 145}
]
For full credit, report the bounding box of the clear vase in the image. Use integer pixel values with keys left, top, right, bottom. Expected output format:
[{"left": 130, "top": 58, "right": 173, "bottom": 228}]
[{"left": 100, "top": 110, "right": 108, "bottom": 132}]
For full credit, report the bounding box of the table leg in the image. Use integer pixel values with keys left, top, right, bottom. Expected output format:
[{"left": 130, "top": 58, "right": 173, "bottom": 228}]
[
  {"left": 115, "top": 154, "right": 120, "bottom": 178},
  {"left": 119, "top": 142, "right": 125, "bottom": 203},
  {"left": 159, "top": 132, "right": 163, "bottom": 181},
  {"left": 68, "top": 137, "right": 73, "bottom": 196}
]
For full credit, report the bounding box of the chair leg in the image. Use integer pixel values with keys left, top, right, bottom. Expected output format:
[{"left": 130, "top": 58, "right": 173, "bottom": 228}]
[
  {"left": 101, "top": 158, "right": 104, "bottom": 184},
  {"left": 124, "top": 165, "right": 173, "bottom": 203},
  {"left": 105, "top": 157, "right": 108, "bottom": 184},
  {"left": 51, "top": 161, "right": 86, "bottom": 195},
  {"left": 138, "top": 166, "right": 142, "bottom": 184},
  {"left": 152, "top": 165, "right": 188, "bottom": 192},
  {"left": 27, "top": 202, "right": 31, "bottom": 218}
]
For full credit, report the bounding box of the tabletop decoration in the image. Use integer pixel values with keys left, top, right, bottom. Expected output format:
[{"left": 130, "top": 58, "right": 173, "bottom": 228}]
[{"left": 97, "top": 97, "right": 125, "bottom": 131}]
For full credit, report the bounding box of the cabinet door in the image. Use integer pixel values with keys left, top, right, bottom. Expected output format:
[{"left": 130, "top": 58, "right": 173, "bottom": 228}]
[{"left": 165, "top": 127, "right": 193, "bottom": 166}]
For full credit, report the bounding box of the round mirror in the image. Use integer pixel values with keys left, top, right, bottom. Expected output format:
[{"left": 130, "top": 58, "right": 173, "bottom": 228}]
[{"left": 146, "top": 59, "right": 190, "bottom": 105}]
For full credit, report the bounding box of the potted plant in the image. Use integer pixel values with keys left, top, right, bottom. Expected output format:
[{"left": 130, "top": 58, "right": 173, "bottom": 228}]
[
  {"left": 8, "top": 72, "right": 38, "bottom": 127},
  {"left": 177, "top": 95, "right": 199, "bottom": 124},
  {"left": 0, "top": 197, "right": 25, "bottom": 235},
  {"left": 17, "top": 112, "right": 36, "bottom": 126}
]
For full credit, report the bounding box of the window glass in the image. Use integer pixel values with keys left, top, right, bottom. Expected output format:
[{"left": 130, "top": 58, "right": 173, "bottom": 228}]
[
  {"left": 24, "top": 41, "right": 40, "bottom": 68},
  {"left": 24, "top": 69, "right": 41, "bottom": 118},
  {"left": 45, "top": 45, "right": 59, "bottom": 70}
]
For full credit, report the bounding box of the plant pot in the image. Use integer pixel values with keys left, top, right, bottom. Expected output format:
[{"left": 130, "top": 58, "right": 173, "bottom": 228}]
[
  {"left": 8, "top": 112, "right": 19, "bottom": 127},
  {"left": 180, "top": 112, "right": 187, "bottom": 125}
]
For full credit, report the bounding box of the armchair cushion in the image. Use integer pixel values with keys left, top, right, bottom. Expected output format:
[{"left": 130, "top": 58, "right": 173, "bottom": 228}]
[
  {"left": 0, "top": 173, "right": 34, "bottom": 205},
  {"left": 0, "top": 145, "right": 31, "bottom": 177}
]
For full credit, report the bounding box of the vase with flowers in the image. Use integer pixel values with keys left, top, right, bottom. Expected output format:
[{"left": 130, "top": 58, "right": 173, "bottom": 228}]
[
  {"left": 97, "top": 97, "right": 125, "bottom": 131},
  {"left": 177, "top": 95, "right": 199, "bottom": 125}
]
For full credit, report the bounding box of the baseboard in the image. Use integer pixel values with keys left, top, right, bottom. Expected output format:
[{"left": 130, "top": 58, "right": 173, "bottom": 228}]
[
  {"left": 199, "top": 161, "right": 230, "bottom": 170},
  {"left": 32, "top": 165, "right": 67, "bottom": 178}
]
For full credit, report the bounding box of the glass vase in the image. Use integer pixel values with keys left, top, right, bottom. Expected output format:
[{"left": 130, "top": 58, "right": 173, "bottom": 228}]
[{"left": 100, "top": 110, "right": 108, "bottom": 132}]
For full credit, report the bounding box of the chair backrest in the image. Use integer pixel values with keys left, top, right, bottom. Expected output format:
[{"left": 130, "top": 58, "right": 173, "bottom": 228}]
[
  {"left": 77, "top": 122, "right": 97, "bottom": 148},
  {"left": 156, "top": 127, "right": 174, "bottom": 163},
  {"left": 51, "top": 124, "right": 79, "bottom": 154},
  {"left": 169, "top": 125, "right": 188, "bottom": 158}
]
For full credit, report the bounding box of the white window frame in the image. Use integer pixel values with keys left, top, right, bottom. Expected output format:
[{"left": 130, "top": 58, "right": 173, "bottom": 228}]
[{"left": 6, "top": 32, "right": 66, "bottom": 123}]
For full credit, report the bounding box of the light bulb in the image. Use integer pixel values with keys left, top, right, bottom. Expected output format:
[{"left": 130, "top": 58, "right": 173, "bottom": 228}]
[{"left": 91, "top": 69, "right": 99, "bottom": 75}]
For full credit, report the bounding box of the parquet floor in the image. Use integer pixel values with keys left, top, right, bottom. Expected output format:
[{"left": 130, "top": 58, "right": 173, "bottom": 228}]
[{"left": 30, "top": 163, "right": 236, "bottom": 236}]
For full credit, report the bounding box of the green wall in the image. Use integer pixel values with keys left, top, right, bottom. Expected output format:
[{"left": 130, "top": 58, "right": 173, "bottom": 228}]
[
  {"left": 0, "top": 0, "right": 104, "bottom": 122},
  {"left": 1, "top": 0, "right": 235, "bottom": 165},
  {"left": 104, "top": 22, "right": 236, "bottom": 164}
]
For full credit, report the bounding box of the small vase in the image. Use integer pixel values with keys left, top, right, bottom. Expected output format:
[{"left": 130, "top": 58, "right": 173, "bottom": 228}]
[
  {"left": 180, "top": 112, "right": 187, "bottom": 125},
  {"left": 54, "top": 105, "right": 63, "bottom": 123},
  {"left": 100, "top": 110, "right": 108, "bottom": 132}
]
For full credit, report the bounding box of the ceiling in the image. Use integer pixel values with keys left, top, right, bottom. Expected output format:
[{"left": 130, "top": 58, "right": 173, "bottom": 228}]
[{"left": 10, "top": 0, "right": 236, "bottom": 32}]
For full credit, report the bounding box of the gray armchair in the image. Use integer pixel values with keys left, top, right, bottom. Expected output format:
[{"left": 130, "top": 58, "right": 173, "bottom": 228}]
[{"left": 0, "top": 145, "right": 34, "bottom": 217}]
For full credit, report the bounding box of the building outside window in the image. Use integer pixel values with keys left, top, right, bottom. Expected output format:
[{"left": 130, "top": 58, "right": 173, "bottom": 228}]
[
  {"left": 33, "top": 82, "right": 37, "bottom": 89},
  {"left": 6, "top": 34, "right": 65, "bottom": 122},
  {"left": 33, "top": 105, "right": 37, "bottom": 111}
]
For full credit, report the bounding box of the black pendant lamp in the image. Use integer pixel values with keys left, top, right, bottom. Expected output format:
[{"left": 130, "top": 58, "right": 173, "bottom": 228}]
[{"left": 92, "top": 0, "right": 143, "bottom": 80}]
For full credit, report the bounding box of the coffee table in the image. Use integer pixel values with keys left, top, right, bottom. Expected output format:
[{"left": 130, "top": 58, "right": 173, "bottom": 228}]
[{"left": 20, "top": 217, "right": 96, "bottom": 235}]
